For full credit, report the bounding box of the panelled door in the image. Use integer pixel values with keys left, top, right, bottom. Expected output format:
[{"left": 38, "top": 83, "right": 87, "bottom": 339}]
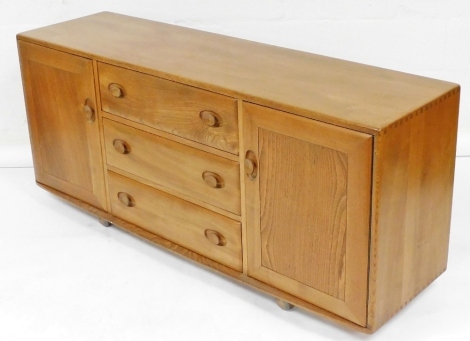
[
  {"left": 243, "top": 102, "right": 372, "bottom": 326},
  {"left": 18, "top": 41, "right": 106, "bottom": 209}
]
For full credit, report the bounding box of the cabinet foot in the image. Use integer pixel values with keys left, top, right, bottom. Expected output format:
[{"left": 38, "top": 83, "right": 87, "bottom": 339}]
[
  {"left": 98, "top": 218, "right": 112, "bottom": 227},
  {"left": 276, "top": 298, "right": 294, "bottom": 311}
]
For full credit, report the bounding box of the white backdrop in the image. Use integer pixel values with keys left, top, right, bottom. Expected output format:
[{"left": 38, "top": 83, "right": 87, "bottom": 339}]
[
  {"left": 1, "top": 0, "right": 470, "bottom": 157},
  {"left": 1, "top": 2, "right": 470, "bottom": 340}
]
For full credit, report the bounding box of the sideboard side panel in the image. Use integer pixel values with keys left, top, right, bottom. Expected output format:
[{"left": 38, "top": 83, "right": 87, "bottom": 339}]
[{"left": 368, "top": 87, "right": 460, "bottom": 330}]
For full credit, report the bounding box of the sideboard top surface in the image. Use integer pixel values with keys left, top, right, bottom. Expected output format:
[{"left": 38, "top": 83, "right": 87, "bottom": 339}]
[{"left": 17, "top": 11, "right": 458, "bottom": 134}]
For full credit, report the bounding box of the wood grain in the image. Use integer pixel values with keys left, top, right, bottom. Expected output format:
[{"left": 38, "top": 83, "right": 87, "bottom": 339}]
[
  {"left": 259, "top": 129, "right": 348, "bottom": 301},
  {"left": 243, "top": 102, "right": 372, "bottom": 326},
  {"left": 18, "top": 41, "right": 106, "bottom": 209},
  {"left": 367, "top": 88, "right": 460, "bottom": 331},
  {"left": 92, "top": 58, "right": 111, "bottom": 212},
  {"left": 237, "top": 99, "right": 249, "bottom": 275},
  {"left": 107, "top": 165, "right": 241, "bottom": 222},
  {"left": 98, "top": 62, "right": 239, "bottom": 154},
  {"left": 101, "top": 111, "right": 238, "bottom": 162},
  {"left": 107, "top": 171, "right": 242, "bottom": 271},
  {"left": 103, "top": 118, "right": 241, "bottom": 215},
  {"left": 17, "top": 12, "right": 457, "bottom": 134}
]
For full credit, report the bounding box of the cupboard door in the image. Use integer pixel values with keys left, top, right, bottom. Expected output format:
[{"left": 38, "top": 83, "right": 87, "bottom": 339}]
[
  {"left": 243, "top": 102, "right": 372, "bottom": 326},
  {"left": 18, "top": 41, "right": 106, "bottom": 209}
]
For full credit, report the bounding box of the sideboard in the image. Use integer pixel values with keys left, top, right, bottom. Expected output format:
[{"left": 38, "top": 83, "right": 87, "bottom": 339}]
[{"left": 17, "top": 12, "right": 460, "bottom": 332}]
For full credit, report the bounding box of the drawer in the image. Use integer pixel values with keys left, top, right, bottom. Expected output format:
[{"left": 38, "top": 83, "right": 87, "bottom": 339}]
[
  {"left": 103, "top": 118, "right": 241, "bottom": 215},
  {"left": 108, "top": 171, "right": 242, "bottom": 271},
  {"left": 98, "top": 62, "right": 239, "bottom": 154}
]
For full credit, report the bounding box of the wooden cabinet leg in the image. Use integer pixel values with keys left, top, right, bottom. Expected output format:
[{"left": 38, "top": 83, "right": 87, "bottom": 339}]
[
  {"left": 98, "top": 217, "right": 112, "bottom": 227},
  {"left": 276, "top": 298, "right": 294, "bottom": 311}
]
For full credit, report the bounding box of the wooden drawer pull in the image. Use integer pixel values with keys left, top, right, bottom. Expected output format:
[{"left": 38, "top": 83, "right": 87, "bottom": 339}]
[
  {"left": 199, "top": 110, "right": 221, "bottom": 127},
  {"left": 108, "top": 83, "right": 125, "bottom": 98},
  {"left": 244, "top": 150, "right": 258, "bottom": 180},
  {"left": 113, "top": 139, "right": 130, "bottom": 154},
  {"left": 204, "top": 229, "right": 226, "bottom": 246},
  {"left": 202, "top": 171, "right": 224, "bottom": 188},
  {"left": 83, "top": 98, "right": 95, "bottom": 123},
  {"left": 117, "top": 192, "right": 135, "bottom": 207}
]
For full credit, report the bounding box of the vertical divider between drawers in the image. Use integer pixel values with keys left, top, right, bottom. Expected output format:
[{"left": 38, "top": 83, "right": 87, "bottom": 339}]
[
  {"left": 237, "top": 99, "right": 248, "bottom": 274},
  {"left": 92, "top": 59, "right": 111, "bottom": 213}
]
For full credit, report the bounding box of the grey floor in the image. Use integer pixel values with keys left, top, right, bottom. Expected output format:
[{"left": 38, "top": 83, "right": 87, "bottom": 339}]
[{"left": 1, "top": 158, "right": 469, "bottom": 340}]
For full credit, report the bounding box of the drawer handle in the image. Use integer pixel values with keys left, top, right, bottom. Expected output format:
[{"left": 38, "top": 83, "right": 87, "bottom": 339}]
[
  {"left": 202, "top": 171, "right": 225, "bottom": 189},
  {"left": 113, "top": 139, "right": 130, "bottom": 154},
  {"left": 117, "top": 192, "right": 135, "bottom": 207},
  {"left": 108, "top": 83, "right": 125, "bottom": 98},
  {"left": 204, "top": 229, "right": 227, "bottom": 246},
  {"left": 83, "top": 98, "right": 95, "bottom": 123},
  {"left": 244, "top": 150, "right": 258, "bottom": 180},
  {"left": 199, "top": 110, "right": 221, "bottom": 127}
]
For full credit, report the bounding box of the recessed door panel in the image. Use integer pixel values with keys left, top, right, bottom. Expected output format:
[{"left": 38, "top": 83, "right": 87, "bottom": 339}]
[
  {"left": 29, "top": 60, "right": 93, "bottom": 190},
  {"left": 259, "top": 129, "right": 348, "bottom": 300}
]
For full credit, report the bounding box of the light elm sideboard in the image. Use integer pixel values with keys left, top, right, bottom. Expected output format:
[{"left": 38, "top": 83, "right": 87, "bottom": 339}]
[{"left": 17, "top": 12, "right": 460, "bottom": 332}]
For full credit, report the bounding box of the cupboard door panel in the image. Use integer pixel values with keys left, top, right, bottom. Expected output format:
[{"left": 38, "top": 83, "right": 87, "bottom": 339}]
[
  {"left": 243, "top": 102, "right": 372, "bottom": 326},
  {"left": 18, "top": 41, "right": 106, "bottom": 209},
  {"left": 259, "top": 129, "right": 348, "bottom": 300},
  {"left": 29, "top": 60, "right": 93, "bottom": 190}
]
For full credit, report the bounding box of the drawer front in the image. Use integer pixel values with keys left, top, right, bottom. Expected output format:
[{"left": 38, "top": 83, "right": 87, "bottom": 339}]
[
  {"left": 98, "top": 62, "right": 239, "bottom": 154},
  {"left": 103, "top": 118, "right": 241, "bottom": 215},
  {"left": 108, "top": 171, "right": 242, "bottom": 271}
]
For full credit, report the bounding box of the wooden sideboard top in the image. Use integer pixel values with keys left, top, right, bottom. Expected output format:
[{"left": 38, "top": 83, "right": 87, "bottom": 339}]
[{"left": 17, "top": 11, "right": 458, "bottom": 134}]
